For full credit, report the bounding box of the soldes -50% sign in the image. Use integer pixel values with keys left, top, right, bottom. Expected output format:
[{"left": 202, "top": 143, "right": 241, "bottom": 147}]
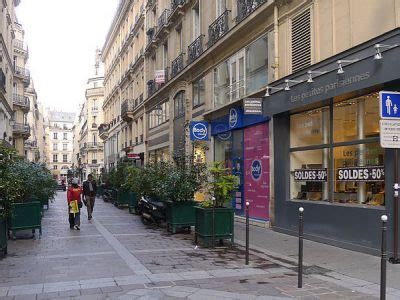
[{"left": 294, "top": 169, "right": 327, "bottom": 182}]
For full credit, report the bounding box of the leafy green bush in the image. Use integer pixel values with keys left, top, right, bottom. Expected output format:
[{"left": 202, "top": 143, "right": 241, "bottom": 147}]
[
  {"left": 200, "top": 162, "right": 239, "bottom": 208},
  {"left": 0, "top": 145, "right": 57, "bottom": 216}
]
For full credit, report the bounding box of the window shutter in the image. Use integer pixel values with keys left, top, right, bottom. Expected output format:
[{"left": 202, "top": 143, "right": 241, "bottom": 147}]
[{"left": 291, "top": 9, "right": 311, "bottom": 73}]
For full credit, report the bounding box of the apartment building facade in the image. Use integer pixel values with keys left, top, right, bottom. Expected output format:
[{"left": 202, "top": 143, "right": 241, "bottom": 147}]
[
  {"left": 12, "top": 21, "right": 30, "bottom": 155},
  {"left": 74, "top": 50, "right": 106, "bottom": 181},
  {"left": 45, "top": 111, "right": 75, "bottom": 180},
  {"left": 101, "top": 0, "right": 146, "bottom": 171},
  {"left": 24, "top": 79, "right": 45, "bottom": 162},
  {"left": 0, "top": 0, "right": 19, "bottom": 148},
  {"left": 101, "top": 0, "right": 400, "bottom": 254}
]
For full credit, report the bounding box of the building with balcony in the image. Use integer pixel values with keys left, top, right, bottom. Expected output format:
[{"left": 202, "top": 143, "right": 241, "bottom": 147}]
[
  {"left": 0, "top": 0, "right": 19, "bottom": 149},
  {"left": 44, "top": 110, "right": 75, "bottom": 180},
  {"left": 24, "top": 80, "right": 45, "bottom": 162},
  {"left": 12, "top": 21, "right": 31, "bottom": 155},
  {"left": 99, "top": 0, "right": 400, "bottom": 254},
  {"left": 102, "top": 0, "right": 146, "bottom": 170},
  {"left": 75, "top": 50, "right": 105, "bottom": 180}
]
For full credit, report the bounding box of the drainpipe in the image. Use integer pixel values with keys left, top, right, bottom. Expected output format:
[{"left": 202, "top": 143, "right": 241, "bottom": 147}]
[{"left": 274, "top": 3, "right": 279, "bottom": 80}]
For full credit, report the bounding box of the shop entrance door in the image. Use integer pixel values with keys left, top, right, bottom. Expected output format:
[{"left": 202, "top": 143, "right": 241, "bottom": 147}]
[{"left": 243, "top": 123, "right": 270, "bottom": 220}]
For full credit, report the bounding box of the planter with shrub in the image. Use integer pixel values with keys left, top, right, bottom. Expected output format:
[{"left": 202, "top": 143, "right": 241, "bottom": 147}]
[{"left": 195, "top": 162, "right": 238, "bottom": 247}]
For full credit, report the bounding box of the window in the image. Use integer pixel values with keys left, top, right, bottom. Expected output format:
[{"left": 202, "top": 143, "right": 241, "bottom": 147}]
[
  {"left": 193, "top": 77, "right": 205, "bottom": 107},
  {"left": 176, "top": 26, "right": 183, "bottom": 52},
  {"left": 213, "top": 34, "right": 270, "bottom": 108},
  {"left": 216, "top": 0, "right": 226, "bottom": 17},
  {"left": 192, "top": 1, "right": 200, "bottom": 39},
  {"left": 53, "top": 133, "right": 58, "bottom": 140},
  {"left": 149, "top": 101, "right": 169, "bottom": 129},
  {"left": 53, "top": 154, "right": 58, "bottom": 163},
  {"left": 53, "top": 143, "right": 58, "bottom": 151},
  {"left": 63, "top": 133, "right": 67, "bottom": 140},
  {"left": 63, "top": 154, "right": 68, "bottom": 163},
  {"left": 290, "top": 92, "right": 385, "bottom": 207},
  {"left": 291, "top": 8, "right": 311, "bottom": 72},
  {"left": 174, "top": 91, "right": 185, "bottom": 118},
  {"left": 53, "top": 165, "right": 58, "bottom": 170},
  {"left": 63, "top": 144, "right": 67, "bottom": 151}
]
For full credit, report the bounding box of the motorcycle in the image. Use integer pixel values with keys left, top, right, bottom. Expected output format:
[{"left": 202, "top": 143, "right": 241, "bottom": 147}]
[{"left": 136, "top": 196, "right": 166, "bottom": 227}]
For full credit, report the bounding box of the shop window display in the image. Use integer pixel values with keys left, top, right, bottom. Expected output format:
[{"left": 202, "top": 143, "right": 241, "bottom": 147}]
[{"left": 290, "top": 92, "right": 384, "bottom": 207}]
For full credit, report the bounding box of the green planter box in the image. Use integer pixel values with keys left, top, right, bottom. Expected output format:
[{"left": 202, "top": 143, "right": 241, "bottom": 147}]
[
  {"left": 128, "top": 192, "right": 137, "bottom": 214},
  {"left": 195, "top": 206, "right": 234, "bottom": 247},
  {"left": 9, "top": 201, "right": 42, "bottom": 239},
  {"left": 114, "top": 190, "right": 131, "bottom": 208},
  {"left": 97, "top": 186, "right": 104, "bottom": 197},
  {"left": 0, "top": 211, "right": 7, "bottom": 256},
  {"left": 166, "top": 201, "right": 197, "bottom": 234},
  {"left": 41, "top": 198, "right": 49, "bottom": 210}
]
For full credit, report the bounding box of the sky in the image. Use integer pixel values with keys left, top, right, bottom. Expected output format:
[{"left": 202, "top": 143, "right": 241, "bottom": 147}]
[{"left": 15, "top": 0, "right": 119, "bottom": 113}]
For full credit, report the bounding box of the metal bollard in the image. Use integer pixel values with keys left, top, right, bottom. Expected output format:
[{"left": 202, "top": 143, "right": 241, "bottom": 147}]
[
  {"left": 298, "top": 207, "right": 304, "bottom": 288},
  {"left": 381, "top": 215, "right": 388, "bottom": 300},
  {"left": 245, "top": 201, "right": 250, "bottom": 265}
]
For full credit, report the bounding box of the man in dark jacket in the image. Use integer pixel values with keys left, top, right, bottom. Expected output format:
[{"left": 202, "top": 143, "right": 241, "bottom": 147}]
[{"left": 83, "top": 174, "right": 97, "bottom": 220}]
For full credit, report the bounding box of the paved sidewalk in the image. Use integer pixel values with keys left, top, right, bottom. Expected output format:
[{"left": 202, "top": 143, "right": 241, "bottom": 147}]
[
  {"left": 0, "top": 192, "right": 395, "bottom": 299},
  {"left": 235, "top": 222, "right": 400, "bottom": 294}
]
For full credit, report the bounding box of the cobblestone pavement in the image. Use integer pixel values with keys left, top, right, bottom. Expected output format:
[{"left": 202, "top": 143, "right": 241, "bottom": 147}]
[{"left": 0, "top": 192, "right": 390, "bottom": 299}]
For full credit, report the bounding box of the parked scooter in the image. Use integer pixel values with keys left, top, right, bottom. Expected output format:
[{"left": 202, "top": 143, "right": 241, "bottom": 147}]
[{"left": 136, "top": 196, "right": 166, "bottom": 226}]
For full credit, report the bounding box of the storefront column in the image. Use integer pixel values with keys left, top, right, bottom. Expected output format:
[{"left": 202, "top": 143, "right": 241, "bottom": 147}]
[
  {"left": 322, "top": 109, "right": 329, "bottom": 200},
  {"left": 358, "top": 99, "right": 366, "bottom": 204}
]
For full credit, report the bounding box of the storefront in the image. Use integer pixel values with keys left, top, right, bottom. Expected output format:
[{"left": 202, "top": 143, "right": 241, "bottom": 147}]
[
  {"left": 263, "top": 29, "right": 400, "bottom": 254},
  {"left": 211, "top": 107, "right": 270, "bottom": 220}
]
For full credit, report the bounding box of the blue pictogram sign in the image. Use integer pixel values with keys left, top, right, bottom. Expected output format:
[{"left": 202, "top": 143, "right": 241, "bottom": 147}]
[{"left": 380, "top": 91, "right": 400, "bottom": 119}]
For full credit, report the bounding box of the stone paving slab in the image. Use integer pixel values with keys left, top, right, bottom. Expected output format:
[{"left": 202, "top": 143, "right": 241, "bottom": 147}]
[{"left": 0, "top": 192, "right": 387, "bottom": 299}]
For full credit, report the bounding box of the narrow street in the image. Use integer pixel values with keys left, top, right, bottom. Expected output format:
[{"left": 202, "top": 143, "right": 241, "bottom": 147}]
[{"left": 0, "top": 193, "right": 388, "bottom": 300}]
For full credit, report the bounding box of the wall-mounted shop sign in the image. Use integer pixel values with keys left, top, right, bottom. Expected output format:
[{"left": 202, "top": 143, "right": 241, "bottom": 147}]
[
  {"left": 229, "top": 107, "right": 243, "bottom": 129},
  {"left": 155, "top": 70, "right": 165, "bottom": 84},
  {"left": 251, "top": 159, "right": 262, "bottom": 181},
  {"left": 127, "top": 153, "right": 140, "bottom": 160},
  {"left": 244, "top": 98, "right": 262, "bottom": 115},
  {"left": 336, "top": 166, "right": 385, "bottom": 182},
  {"left": 294, "top": 168, "right": 327, "bottom": 182},
  {"left": 189, "top": 121, "right": 209, "bottom": 141}
]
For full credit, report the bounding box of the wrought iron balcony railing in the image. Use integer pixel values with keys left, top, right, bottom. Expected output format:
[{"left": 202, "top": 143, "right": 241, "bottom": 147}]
[
  {"left": 147, "top": 80, "right": 157, "bottom": 97},
  {"left": 208, "top": 10, "right": 229, "bottom": 47},
  {"left": 14, "top": 39, "right": 27, "bottom": 51},
  {"left": 98, "top": 123, "right": 109, "bottom": 137},
  {"left": 12, "top": 123, "right": 30, "bottom": 135},
  {"left": 171, "top": 0, "right": 185, "bottom": 13},
  {"left": 87, "top": 142, "right": 103, "bottom": 149},
  {"left": 121, "top": 99, "right": 134, "bottom": 116},
  {"left": 157, "top": 9, "right": 170, "bottom": 32},
  {"left": 188, "top": 35, "right": 204, "bottom": 64},
  {"left": 236, "top": 0, "right": 267, "bottom": 23},
  {"left": 14, "top": 66, "right": 30, "bottom": 78},
  {"left": 12, "top": 94, "right": 30, "bottom": 108},
  {"left": 171, "top": 52, "right": 184, "bottom": 78},
  {"left": 0, "top": 68, "right": 5, "bottom": 92}
]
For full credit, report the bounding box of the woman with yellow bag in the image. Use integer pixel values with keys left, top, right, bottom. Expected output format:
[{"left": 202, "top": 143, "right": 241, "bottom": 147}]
[{"left": 67, "top": 178, "right": 83, "bottom": 230}]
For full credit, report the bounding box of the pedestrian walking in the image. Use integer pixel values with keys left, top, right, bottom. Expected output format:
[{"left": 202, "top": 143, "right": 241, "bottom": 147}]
[
  {"left": 67, "top": 178, "right": 82, "bottom": 230},
  {"left": 83, "top": 174, "right": 97, "bottom": 220}
]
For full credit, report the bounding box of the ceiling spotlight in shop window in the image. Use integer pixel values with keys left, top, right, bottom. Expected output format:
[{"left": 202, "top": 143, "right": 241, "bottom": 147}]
[
  {"left": 264, "top": 86, "right": 283, "bottom": 97},
  {"left": 337, "top": 59, "right": 358, "bottom": 74},
  {"left": 306, "top": 70, "right": 326, "bottom": 83},
  {"left": 284, "top": 79, "right": 303, "bottom": 91},
  {"left": 374, "top": 43, "right": 398, "bottom": 60}
]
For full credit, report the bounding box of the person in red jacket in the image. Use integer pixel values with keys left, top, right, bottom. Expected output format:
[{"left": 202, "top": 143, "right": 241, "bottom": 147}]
[{"left": 67, "top": 178, "right": 83, "bottom": 230}]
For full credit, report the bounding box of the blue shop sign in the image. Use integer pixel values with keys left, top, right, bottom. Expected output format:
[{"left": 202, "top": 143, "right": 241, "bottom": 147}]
[
  {"left": 211, "top": 107, "right": 268, "bottom": 135},
  {"left": 380, "top": 91, "right": 400, "bottom": 119},
  {"left": 189, "top": 121, "right": 209, "bottom": 141}
]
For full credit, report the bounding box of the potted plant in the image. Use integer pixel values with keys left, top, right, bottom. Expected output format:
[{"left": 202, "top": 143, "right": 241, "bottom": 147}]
[
  {"left": 162, "top": 151, "right": 207, "bottom": 233},
  {"left": 0, "top": 146, "right": 56, "bottom": 241},
  {"left": 194, "top": 162, "right": 238, "bottom": 247}
]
